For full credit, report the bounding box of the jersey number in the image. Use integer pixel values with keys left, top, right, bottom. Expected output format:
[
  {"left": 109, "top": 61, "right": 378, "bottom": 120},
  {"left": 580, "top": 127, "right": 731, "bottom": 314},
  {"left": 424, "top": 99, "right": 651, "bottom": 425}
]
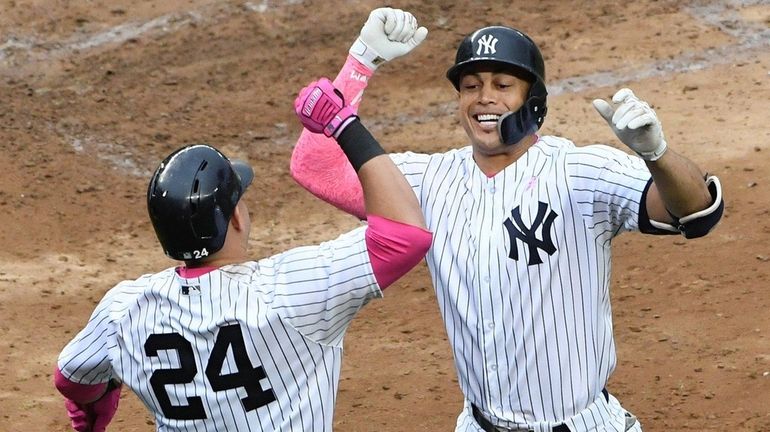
[{"left": 144, "top": 324, "right": 277, "bottom": 420}]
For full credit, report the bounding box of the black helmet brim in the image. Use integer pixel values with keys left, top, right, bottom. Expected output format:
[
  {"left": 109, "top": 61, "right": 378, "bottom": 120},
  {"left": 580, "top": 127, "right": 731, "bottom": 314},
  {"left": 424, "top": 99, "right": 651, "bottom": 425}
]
[{"left": 231, "top": 160, "right": 254, "bottom": 191}]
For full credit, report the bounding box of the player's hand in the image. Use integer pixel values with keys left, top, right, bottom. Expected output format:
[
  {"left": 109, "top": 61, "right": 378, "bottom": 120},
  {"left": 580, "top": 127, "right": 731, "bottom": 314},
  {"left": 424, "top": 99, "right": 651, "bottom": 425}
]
[
  {"left": 592, "top": 88, "right": 668, "bottom": 161},
  {"left": 64, "top": 382, "right": 121, "bottom": 432},
  {"left": 294, "top": 77, "right": 358, "bottom": 138},
  {"left": 349, "top": 7, "right": 428, "bottom": 71}
]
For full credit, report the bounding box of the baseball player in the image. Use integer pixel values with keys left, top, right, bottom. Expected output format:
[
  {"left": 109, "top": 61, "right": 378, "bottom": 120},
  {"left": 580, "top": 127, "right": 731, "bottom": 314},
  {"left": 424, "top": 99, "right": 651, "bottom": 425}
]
[
  {"left": 290, "top": 8, "right": 725, "bottom": 432},
  {"left": 53, "top": 82, "right": 433, "bottom": 432}
]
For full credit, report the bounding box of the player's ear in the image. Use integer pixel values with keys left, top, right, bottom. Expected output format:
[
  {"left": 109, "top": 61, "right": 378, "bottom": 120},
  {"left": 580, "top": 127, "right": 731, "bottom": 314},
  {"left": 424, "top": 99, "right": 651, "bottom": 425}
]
[{"left": 230, "top": 202, "right": 245, "bottom": 232}]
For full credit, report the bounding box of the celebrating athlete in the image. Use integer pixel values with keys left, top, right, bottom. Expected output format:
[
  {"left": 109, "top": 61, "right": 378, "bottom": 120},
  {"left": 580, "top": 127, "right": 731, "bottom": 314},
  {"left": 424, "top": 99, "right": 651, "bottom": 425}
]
[
  {"left": 290, "top": 8, "right": 724, "bottom": 432},
  {"left": 53, "top": 79, "right": 432, "bottom": 431}
]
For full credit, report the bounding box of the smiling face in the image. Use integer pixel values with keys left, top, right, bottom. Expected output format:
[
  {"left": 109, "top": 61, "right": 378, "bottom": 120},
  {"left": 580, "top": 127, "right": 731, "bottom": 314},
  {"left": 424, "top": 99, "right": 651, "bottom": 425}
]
[{"left": 457, "top": 62, "right": 533, "bottom": 158}]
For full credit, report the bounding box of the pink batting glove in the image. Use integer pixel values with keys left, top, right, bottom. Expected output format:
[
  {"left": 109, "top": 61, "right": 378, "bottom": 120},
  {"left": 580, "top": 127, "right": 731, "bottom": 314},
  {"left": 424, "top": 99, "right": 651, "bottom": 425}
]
[
  {"left": 294, "top": 77, "right": 357, "bottom": 138},
  {"left": 64, "top": 399, "right": 93, "bottom": 432},
  {"left": 64, "top": 383, "right": 121, "bottom": 432}
]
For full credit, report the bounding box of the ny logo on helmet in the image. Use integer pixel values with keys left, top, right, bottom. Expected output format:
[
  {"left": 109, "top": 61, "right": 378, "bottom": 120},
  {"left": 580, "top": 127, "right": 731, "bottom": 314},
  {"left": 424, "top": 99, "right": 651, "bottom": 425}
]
[{"left": 476, "top": 34, "right": 498, "bottom": 56}]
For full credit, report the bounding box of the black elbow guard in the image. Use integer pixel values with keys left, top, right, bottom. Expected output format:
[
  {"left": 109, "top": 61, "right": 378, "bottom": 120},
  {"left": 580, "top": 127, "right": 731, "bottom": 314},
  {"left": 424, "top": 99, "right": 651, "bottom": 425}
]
[{"left": 648, "top": 175, "right": 724, "bottom": 239}]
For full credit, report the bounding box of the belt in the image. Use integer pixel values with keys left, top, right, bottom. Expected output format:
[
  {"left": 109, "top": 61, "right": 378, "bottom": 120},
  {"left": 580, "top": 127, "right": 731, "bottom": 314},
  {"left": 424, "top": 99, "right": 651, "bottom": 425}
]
[
  {"left": 471, "top": 389, "right": 609, "bottom": 432},
  {"left": 471, "top": 405, "right": 570, "bottom": 432}
]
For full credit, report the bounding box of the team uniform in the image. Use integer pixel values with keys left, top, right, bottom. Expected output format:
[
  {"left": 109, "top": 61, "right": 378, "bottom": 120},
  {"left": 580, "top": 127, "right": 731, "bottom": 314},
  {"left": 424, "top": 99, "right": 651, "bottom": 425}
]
[
  {"left": 291, "top": 53, "right": 656, "bottom": 430},
  {"left": 294, "top": 134, "right": 653, "bottom": 431},
  {"left": 58, "top": 227, "right": 380, "bottom": 432},
  {"left": 291, "top": 14, "right": 724, "bottom": 432},
  {"left": 295, "top": 107, "right": 665, "bottom": 430},
  {"left": 388, "top": 138, "right": 649, "bottom": 431}
]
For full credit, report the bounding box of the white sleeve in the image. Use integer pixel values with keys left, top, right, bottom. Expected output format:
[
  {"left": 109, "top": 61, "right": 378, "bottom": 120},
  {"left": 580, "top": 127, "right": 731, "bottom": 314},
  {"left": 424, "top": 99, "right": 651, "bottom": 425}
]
[
  {"left": 567, "top": 145, "right": 652, "bottom": 235},
  {"left": 57, "top": 286, "right": 121, "bottom": 384},
  {"left": 390, "top": 151, "right": 431, "bottom": 202},
  {"left": 259, "top": 226, "right": 379, "bottom": 347}
]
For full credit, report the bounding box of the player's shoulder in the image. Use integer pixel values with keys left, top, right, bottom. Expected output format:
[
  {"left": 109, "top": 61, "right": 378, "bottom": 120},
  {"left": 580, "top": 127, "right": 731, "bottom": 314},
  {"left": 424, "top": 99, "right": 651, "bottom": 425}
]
[
  {"left": 86, "top": 268, "right": 176, "bottom": 322},
  {"left": 108, "top": 267, "right": 176, "bottom": 297},
  {"left": 534, "top": 134, "right": 588, "bottom": 158},
  {"left": 422, "top": 146, "right": 474, "bottom": 168},
  {"left": 542, "top": 135, "right": 635, "bottom": 164},
  {"left": 539, "top": 135, "right": 617, "bottom": 154},
  {"left": 445, "top": 146, "right": 473, "bottom": 159},
  {"left": 395, "top": 146, "right": 470, "bottom": 163},
  {"left": 218, "top": 261, "right": 260, "bottom": 281},
  {"left": 538, "top": 135, "right": 576, "bottom": 149}
]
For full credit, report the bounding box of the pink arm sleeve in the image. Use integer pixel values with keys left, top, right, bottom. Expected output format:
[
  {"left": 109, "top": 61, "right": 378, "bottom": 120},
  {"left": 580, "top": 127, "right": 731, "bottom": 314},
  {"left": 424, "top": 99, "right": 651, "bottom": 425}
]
[
  {"left": 290, "top": 54, "right": 370, "bottom": 220},
  {"left": 54, "top": 367, "right": 107, "bottom": 403},
  {"left": 364, "top": 215, "right": 432, "bottom": 289}
]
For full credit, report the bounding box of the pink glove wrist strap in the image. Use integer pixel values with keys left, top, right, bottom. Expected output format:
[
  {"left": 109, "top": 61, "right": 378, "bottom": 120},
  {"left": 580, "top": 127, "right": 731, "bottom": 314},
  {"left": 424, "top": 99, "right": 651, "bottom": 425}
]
[{"left": 326, "top": 105, "right": 358, "bottom": 138}]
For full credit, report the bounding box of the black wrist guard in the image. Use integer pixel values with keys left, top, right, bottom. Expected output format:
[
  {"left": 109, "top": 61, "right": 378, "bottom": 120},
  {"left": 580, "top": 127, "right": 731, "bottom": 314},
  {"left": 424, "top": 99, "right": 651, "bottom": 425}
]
[{"left": 335, "top": 119, "right": 386, "bottom": 171}]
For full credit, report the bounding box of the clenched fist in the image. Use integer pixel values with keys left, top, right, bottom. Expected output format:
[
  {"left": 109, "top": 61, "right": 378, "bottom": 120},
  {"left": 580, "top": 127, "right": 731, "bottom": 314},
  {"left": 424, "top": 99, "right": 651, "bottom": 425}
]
[{"left": 349, "top": 7, "right": 428, "bottom": 71}]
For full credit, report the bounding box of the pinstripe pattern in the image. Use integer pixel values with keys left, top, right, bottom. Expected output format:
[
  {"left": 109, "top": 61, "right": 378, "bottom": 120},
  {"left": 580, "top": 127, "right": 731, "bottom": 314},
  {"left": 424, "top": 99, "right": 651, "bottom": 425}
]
[
  {"left": 390, "top": 136, "right": 650, "bottom": 431},
  {"left": 58, "top": 226, "right": 379, "bottom": 431}
]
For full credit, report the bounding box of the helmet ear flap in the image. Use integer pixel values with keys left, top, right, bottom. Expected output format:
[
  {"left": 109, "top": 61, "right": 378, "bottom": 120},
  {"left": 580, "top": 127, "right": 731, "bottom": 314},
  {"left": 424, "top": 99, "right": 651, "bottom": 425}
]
[
  {"left": 497, "top": 88, "right": 548, "bottom": 146},
  {"left": 529, "top": 80, "right": 548, "bottom": 129},
  {"left": 498, "top": 106, "right": 537, "bottom": 146}
]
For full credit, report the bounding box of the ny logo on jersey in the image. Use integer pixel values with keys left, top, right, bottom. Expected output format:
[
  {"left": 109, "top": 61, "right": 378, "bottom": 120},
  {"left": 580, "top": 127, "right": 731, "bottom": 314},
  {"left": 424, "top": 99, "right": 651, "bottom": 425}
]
[
  {"left": 503, "top": 202, "right": 558, "bottom": 265},
  {"left": 476, "top": 34, "right": 498, "bottom": 55}
]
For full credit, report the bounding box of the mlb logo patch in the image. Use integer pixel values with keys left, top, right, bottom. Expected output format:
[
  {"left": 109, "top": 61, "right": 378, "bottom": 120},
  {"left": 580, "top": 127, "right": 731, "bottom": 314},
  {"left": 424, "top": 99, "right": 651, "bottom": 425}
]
[{"left": 181, "top": 285, "right": 201, "bottom": 296}]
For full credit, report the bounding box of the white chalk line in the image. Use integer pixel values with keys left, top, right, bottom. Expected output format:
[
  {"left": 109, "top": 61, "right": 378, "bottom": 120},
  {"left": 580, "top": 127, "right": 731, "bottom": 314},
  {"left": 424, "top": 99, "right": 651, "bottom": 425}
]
[
  {"left": 547, "top": 0, "right": 770, "bottom": 95},
  {"left": 65, "top": 134, "right": 152, "bottom": 177},
  {"left": 0, "top": 1, "right": 305, "bottom": 66},
  {"left": 546, "top": 0, "right": 768, "bottom": 95},
  {"left": 0, "top": 1, "right": 304, "bottom": 176},
  {"left": 0, "top": 13, "right": 200, "bottom": 65},
  {"left": 1, "top": 0, "right": 766, "bottom": 175}
]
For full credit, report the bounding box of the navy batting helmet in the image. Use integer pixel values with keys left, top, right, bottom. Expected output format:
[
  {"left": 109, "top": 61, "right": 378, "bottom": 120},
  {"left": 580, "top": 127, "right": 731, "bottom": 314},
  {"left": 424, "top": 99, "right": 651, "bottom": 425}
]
[
  {"left": 147, "top": 144, "right": 254, "bottom": 261},
  {"left": 446, "top": 26, "right": 548, "bottom": 145}
]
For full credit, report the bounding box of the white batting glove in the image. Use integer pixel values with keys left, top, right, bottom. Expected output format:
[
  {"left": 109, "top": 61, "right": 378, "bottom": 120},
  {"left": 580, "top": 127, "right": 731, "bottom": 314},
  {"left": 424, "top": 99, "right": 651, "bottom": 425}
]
[
  {"left": 349, "top": 7, "right": 428, "bottom": 71},
  {"left": 593, "top": 88, "right": 668, "bottom": 161}
]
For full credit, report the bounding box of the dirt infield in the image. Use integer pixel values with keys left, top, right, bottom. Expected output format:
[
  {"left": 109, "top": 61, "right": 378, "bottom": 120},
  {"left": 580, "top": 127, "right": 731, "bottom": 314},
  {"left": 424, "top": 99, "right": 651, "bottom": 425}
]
[{"left": 1, "top": 0, "right": 769, "bottom": 430}]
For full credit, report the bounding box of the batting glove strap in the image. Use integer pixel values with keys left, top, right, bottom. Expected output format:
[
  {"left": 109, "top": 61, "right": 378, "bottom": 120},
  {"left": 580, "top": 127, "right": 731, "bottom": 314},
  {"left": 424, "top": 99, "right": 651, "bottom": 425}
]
[
  {"left": 349, "top": 37, "right": 387, "bottom": 71},
  {"left": 637, "top": 138, "right": 668, "bottom": 161},
  {"left": 327, "top": 105, "right": 358, "bottom": 138}
]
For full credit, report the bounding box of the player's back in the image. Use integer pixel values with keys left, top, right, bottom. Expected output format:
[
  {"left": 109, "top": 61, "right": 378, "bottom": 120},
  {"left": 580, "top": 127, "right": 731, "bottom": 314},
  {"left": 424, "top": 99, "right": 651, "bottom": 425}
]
[{"left": 107, "top": 262, "right": 345, "bottom": 431}]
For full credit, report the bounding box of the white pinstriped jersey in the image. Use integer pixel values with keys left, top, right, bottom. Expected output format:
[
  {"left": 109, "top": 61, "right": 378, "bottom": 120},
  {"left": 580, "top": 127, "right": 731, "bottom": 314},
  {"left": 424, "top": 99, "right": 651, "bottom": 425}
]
[
  {"left": 391, "top": 136, "right": 652, "bottom": 429},
  {"left": 58, "top": 227, "right": 379, "bottom": 432}
]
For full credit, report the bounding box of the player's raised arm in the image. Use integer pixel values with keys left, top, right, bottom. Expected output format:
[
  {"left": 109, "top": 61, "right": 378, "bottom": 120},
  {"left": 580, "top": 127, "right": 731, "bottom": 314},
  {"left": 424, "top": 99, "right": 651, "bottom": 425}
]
[
  {"left": 593, "top": 88, "right": 724, "bottom": 238},
  {"left": 294, "top": 78, "right": 431, "bottom": 288},
  {"left": 290, "top": 7, "right": 427, "bottom": 220}
]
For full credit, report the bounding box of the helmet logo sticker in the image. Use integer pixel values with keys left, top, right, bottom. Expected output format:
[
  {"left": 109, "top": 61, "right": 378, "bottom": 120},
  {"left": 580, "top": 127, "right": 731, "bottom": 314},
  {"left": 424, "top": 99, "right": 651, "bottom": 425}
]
[{"left": 476, "top": 34, "right": 498, "bottom": 56}]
